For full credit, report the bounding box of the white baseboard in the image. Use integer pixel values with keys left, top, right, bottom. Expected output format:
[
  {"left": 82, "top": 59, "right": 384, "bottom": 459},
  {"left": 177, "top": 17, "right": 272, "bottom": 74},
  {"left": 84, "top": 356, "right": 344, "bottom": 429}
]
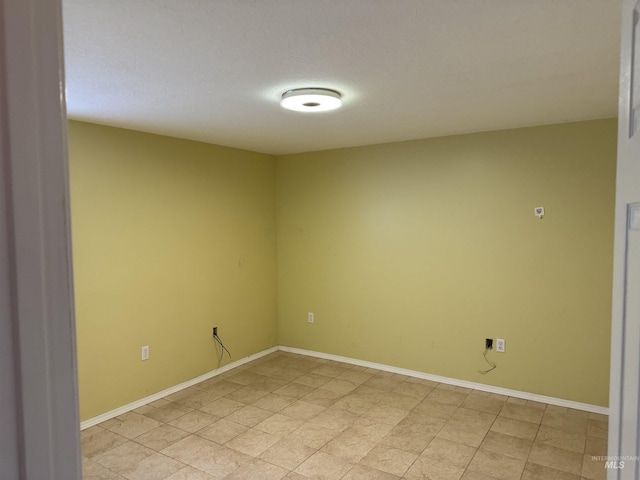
[
  {"left": 80, "top": 346, "right": 279, "bottom": 430},
  {"left": 81, "top": 344, "right": 607, "bottom": 429},
  {"left": 279, "top": 345, "right": 609, "bottom": 415}
]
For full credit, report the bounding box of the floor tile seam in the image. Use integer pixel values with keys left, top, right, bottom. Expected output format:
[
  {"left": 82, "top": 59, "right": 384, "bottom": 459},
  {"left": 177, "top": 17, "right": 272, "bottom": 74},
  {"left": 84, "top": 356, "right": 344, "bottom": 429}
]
[
  {"left": 388, "top": 435, "right": 435, "bottom": 480},
  {"left": 257, "top": 450, "right": 307, "bottom": 475},
  {"left": 89, "top": 428, "right": 149, "bottom": 458},
  {"left": 462, "top": 406, "right": 532, "bottom": 480},
  {"left": 91, "top": 441, "right": 187, "bottom": 478},
  {"left": 522, "top": 421, "right": 586, "bottom": 478}
]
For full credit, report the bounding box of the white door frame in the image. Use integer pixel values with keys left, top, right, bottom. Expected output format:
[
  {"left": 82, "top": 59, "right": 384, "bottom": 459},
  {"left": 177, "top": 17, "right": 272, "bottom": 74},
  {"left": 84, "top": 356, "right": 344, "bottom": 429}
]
[
  {"left": 0, "top": 0, "right": 81, "bottom": 478},
  {"left": 609, "top": 1, "right": 640, "bottom": 479}
]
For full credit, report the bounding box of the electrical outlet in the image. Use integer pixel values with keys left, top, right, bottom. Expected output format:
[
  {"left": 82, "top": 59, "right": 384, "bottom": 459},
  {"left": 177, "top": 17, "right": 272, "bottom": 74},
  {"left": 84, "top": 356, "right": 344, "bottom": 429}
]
[
  {"left": 308, "top": 312, "right": 314, "bottom": 323},
  {"left": 213, "top": 326, "right": 218, "bottom": 337},
  {"left": 485, "top": 338, "right": 493, "bottom": 350},
  {"left": 496, "top": 338, "right": 505, "bottom": 352},
  {"left": 141, "top": 345, "right": 149, "bottom": 361}
]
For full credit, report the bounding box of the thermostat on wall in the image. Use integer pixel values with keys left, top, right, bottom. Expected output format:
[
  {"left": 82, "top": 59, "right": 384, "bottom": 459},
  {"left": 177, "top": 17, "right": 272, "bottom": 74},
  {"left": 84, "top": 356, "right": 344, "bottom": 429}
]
[{"left": 534, "top": 206, "right": 544, "bottom": 218}]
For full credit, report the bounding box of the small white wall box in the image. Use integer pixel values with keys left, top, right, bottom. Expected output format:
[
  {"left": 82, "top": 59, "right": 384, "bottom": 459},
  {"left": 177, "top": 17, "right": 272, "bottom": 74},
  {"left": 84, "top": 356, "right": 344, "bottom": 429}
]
[
  {"left": 534, "top": 206, "right": 545, "bottom": 218},
  {"left": 630, "top": 204, "right": 640, "bottom": 231}
]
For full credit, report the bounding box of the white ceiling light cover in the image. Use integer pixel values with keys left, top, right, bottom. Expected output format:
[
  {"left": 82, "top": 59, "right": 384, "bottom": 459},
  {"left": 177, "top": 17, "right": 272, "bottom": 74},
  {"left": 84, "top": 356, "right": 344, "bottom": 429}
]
[{"left": 280, "top": 88, "right": 342, "bottom": 112}]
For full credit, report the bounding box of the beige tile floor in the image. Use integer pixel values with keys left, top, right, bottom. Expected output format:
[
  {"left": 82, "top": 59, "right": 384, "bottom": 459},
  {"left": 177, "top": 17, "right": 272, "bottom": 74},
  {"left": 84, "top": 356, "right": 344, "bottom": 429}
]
[{"left": 81, "top": 352, "right": 608, "bottom": 480}]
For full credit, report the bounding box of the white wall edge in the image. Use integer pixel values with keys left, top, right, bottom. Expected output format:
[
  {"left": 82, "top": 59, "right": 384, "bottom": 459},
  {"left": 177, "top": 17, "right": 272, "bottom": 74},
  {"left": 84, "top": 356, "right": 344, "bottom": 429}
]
[
  {"left": 81, "top": 343, "right": 607, "bottom": 429},
  {"left": 278, "top": 346, "right": 609, "bottom": 416},
  {"left": 1, "top": 0, "right": 81, "bottom": 476},
  {"left": 80, "top": 346, "right": 278, "bottom": 430}
]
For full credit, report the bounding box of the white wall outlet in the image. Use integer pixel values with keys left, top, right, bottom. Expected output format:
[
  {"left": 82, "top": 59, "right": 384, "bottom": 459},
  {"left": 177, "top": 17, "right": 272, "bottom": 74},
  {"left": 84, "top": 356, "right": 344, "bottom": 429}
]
[
  {"left": 141, "top": 345, "right": 149, "bottom": 360},
  {"left": 496, "top": 338, "right": 505, "bottom": 353},
  {"left": 308, "top": 312, "right": 314, "bottom": 323}
]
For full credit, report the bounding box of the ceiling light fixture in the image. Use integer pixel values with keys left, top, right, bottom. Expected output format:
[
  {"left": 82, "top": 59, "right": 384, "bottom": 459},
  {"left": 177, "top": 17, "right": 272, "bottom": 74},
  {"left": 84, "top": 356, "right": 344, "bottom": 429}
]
[{"left": 280, "top": 88, "right": 342, "bottom": 112}]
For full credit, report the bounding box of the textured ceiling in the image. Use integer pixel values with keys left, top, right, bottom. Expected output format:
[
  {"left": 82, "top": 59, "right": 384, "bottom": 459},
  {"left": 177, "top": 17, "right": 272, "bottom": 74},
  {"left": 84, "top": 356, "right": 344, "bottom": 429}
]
[{"left": 63, "top": 0, "right": 622, "bottom": 155}]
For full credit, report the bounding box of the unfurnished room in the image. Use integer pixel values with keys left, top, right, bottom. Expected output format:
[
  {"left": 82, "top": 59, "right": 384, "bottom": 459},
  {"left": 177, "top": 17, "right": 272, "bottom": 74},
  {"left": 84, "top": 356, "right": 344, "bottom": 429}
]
[{"left": 1, "top": 1, "right": 632, "bottom": 479}]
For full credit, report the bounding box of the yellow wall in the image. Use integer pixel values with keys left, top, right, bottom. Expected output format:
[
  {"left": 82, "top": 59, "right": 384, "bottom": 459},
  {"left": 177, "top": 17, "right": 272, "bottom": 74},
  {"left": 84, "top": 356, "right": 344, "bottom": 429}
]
[
  {"left": 68, "top": 121, "right": 277, "bottom": 420},
  {"left": 70, "top": 119, "right": 616, "bottom": 418},
  {"left": 276, "top": 119, "right": 617, "bottom": 406}
]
